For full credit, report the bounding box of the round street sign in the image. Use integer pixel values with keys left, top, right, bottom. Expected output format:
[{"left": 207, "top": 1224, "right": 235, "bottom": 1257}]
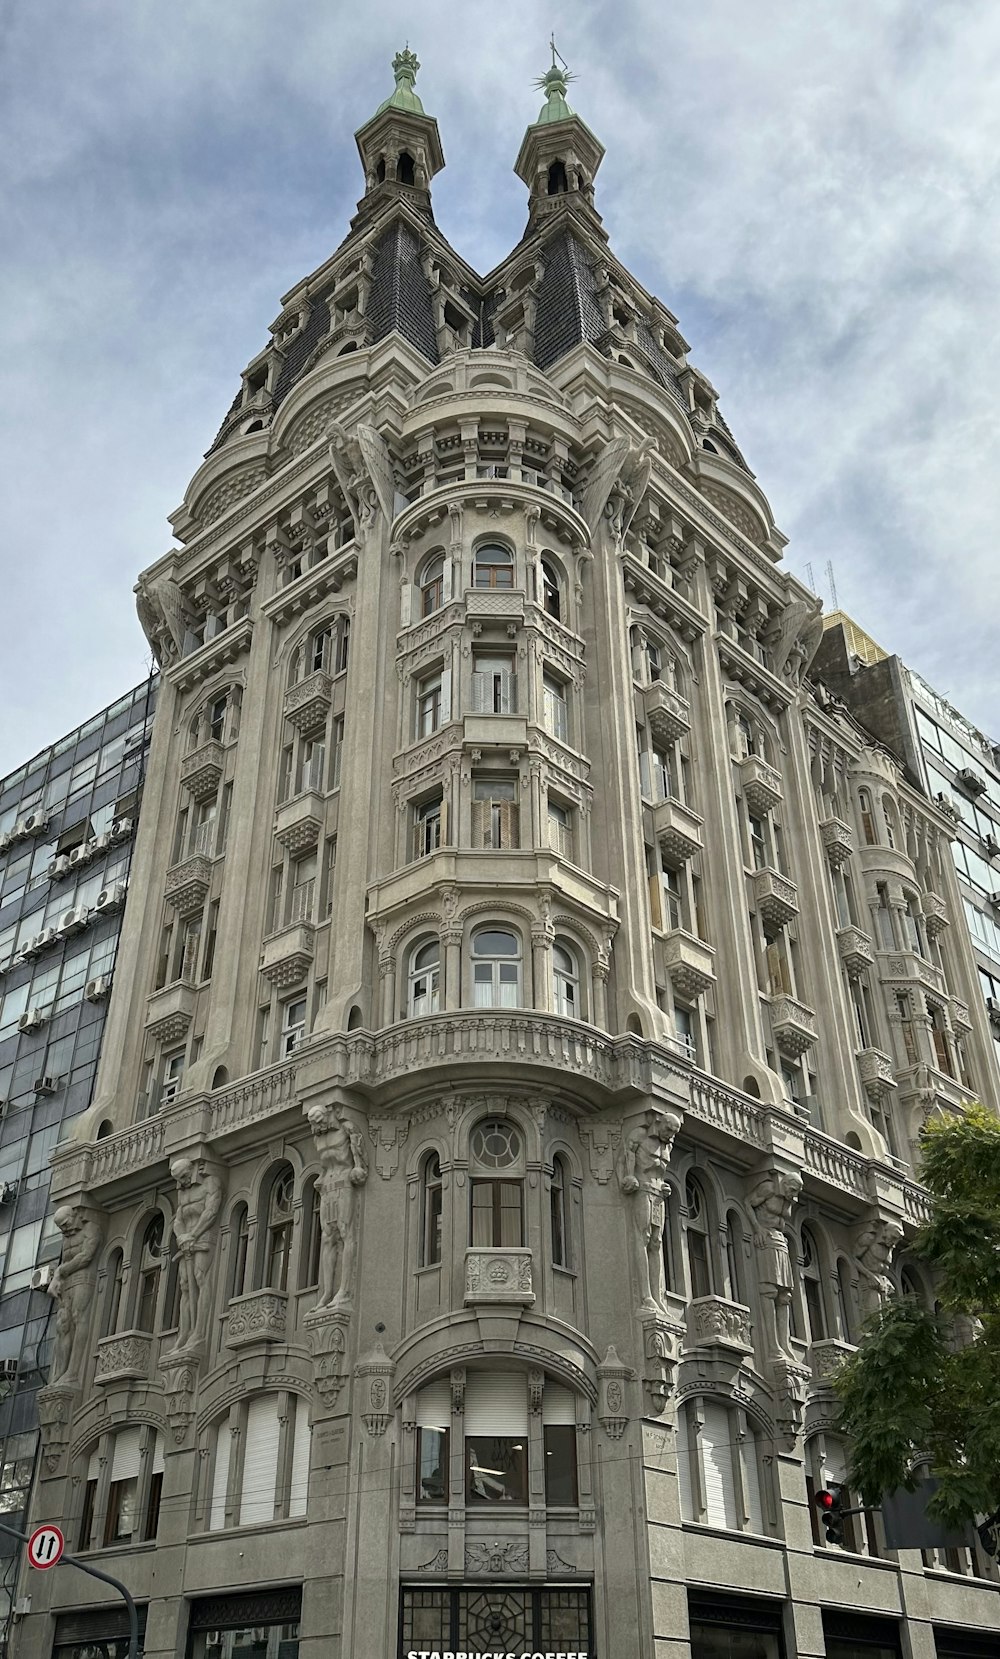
[{"left": 26, "top": 1524, "right": 64, "bottom": 1569}]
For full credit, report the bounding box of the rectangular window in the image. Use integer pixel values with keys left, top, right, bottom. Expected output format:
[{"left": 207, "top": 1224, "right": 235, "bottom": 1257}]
[
  {"left": 465, "top": 1373, "right": 528, "bottom": 1504},
  {"left": 290, "top": 852, "right": 317, "bottom": 924},
  {"left": 471, "top": 1179, "right": 523, "bottom": 1247},
  {"left": 662, "top": 866, "right": 684, "bottom": 931},
  {"left": 471, "top": 654, "right": 516, "bottom": 715},
  {"left": 331, "top": 718, "right": 345, "bottom": 791},
  {"left": 321, "top": 835, "right": 337, "bottom": 917},
  {"left": 416, "top": 1380, "right": 450, "bottom": 1505},
  {"left": 542, "top": 673, "right": 569, "bottom": 742},
  {"left": 546, "top": 797, "right": 573, "bottom": 860},
  {"left": 542, "top": 1383, "right": 578, "bottom": 1505},
  {"left": 282, "top": 997, "right": 307, "bottom": 1056},
  {"left": 472, "top": 779, "right": 519, "bottom": 849},
  {"left": 160, "top": 1051, "right": 185, "bottom": 1107},
  {"left": 748, "top": 815, "right": 767, "bottom": 870},
  {"left": 413, "top": 795, "right": 444, "bottom": 860},
  {"left": 416, "top": 672, "right": 443, "bottom": 738}
]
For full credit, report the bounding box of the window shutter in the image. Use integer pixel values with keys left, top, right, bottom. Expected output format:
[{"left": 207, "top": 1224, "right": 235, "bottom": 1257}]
[
  {"left": 239, "top": 1395, "right": 280, "bottom": 1526},
  {"left": 439, "top": 799, "right": 449, "bottom": 846},
  {"left": 209, "top": 1424, "right": 231, "bottom": 1531},
  {"left": 150, "top": 1432, "right": 164, "bottom": 1477},
  {"left": 541, "top": 1383, "right": 576, "bottom": 1426},
  {"left": 498, "top": 673, "right": 516, "bottom": 715},
  {"left": 739, "top": 1422, "right": 764, "bottom": 1533},
  {"left": 677, "top": 1404, "right": 695, "bottom": 1520},
  {"left": 470, "top": 673, "right": 488, "bottom": 714},
  {"left": 416, "top": 1380, "right": 452, "bottom": 1431},
  {"left": 111, "top": 1427, "right": 142, "bottom": 1483},
  {"left": 648, "top": 872, "right": 663, "bottom": 930},
  {"left": 87, "top": 1447, "right": 101, "bottom": 1481},
  {"left": 699, "top": 1400, "right": 738, "bottom": 1529},
  {"left": 443, "top": 557, "right": 454, "bottom": 601},
  {"left": 471, "top": 800, "right": 490, "bottom": 846},
  {"left": 400, "top": 583, "right": 411, "bottom": 628},
  {"left": 440, "top": 667, "right": 452, "bottom": 724},
  {"left": 288, "top": 1399, "right": 311, "bottom": 1518},
  {"left": 465, "top": 1373, "right": 528, "bottom": 1436}
]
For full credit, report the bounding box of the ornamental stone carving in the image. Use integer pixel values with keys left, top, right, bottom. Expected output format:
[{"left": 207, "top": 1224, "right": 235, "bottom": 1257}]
[
  {"left": 747, "top": 1167, "right": 803, "bottom": 1362},
  {"left": 304, "top": 1306, "right": 351, "bottom": 1410},
  {"left": 464, "top": 1247, "right": 534, "bottom": 1306},
  {"left": 165, "top": 1154, "right": 223, "bottom": 1362},
  {"left": 48, "top": 1204, "right": 103, "bottom": 1388},
  {"left": 307, "top": 1102, "right": 368, "bottom": 1310},
  {"left": 225, "top": 1289, "right": 288, "bottom": 1347},
  {"left": 94, "top": 1330, "right": 153, "bottom": 1385},
  {"left": 36, "top": 1386, "right": 75, "bottom": 1474},
  {"left": 465, "top": 1539, "right": 530, "bottom": 1575},
  {"left": 686, "top": 1295, "right": 753, "bottom": 1350},
  {"left": 854, "top": 1215, "right": 903, "bottom": 1317},
  {"left": 162, "top": 1359, "right": 198, "bottom": 1444},
  {"left": 596, "top": 1344, "right": 633, "bottom": 1439},
  {"left": 356, "top": 1340, "right": 394, "bottom": 1435},
  {"left": 616, "top": 1107, "right": 682, "bottom": 1312}
]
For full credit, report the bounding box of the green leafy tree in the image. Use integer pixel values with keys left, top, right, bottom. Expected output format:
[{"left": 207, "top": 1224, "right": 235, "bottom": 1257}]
[{"left": 835, "top": 1103, "right": 1000, "bottom": 1531}]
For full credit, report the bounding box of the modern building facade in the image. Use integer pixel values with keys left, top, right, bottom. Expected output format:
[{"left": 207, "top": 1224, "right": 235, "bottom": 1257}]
[
  {"left": 12, "top": 54, "right": 1000, "bottom": 1659},
  {"left": 816, "top": 614, "right": 1000, "bottom": 1085},
  {"left": 0, "top": 679, "right": 154, "bottom": 1628}
]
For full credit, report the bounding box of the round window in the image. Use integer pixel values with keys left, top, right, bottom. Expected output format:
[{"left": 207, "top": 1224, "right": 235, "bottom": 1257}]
[{"left": 470, "top": 1119, "right": 522, "bottom": 1169}]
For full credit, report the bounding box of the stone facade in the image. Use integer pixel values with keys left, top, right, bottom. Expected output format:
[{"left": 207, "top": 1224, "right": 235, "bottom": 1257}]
[{"left": 13, "top": 56, "right": 1000, "bottom": 1659}]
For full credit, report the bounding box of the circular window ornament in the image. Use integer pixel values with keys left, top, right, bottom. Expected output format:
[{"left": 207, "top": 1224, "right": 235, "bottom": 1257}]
[{"left": 471, "top": 1119, "right": 522, "bottom": 1170}]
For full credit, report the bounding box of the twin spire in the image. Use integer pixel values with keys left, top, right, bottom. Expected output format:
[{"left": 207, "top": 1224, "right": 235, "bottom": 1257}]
[{"left": 354, "top": 45, "right": 604, "bottom": 230}]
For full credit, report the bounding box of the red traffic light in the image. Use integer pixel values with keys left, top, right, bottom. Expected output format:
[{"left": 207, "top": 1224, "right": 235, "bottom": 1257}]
[{"left": 814, "top": 1490, "right": 835, "bottom": 1511}]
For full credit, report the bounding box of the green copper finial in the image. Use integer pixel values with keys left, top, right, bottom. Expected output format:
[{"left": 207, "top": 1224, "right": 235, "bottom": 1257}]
[
  {"left": 376, "top": 47, "right": 426, "bottom": 115},
  {"left": 533, "top": 35, "right": 576, "bottom": 124}
]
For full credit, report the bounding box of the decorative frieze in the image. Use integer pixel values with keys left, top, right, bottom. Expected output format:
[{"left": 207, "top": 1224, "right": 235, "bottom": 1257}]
[
  {"left": 464, "top": 1246, "right": 534, "bottom": 1306},
  {"left": 651, "top": 795, "right": 703, "bottom": 862},
  {"left": 750, "top": 866, "right": 799, "bottom": 927},
  {"left": 225, "top": 1289, "right": 288, "bottom": 1348},
  {"left": 685, "top": 1295, "right": 753, "bottom": 1352},
  {"left": 663, "top": 930, "right": 716, "bottom": 998},
  {"left": 768, "top": 993, "right": 819, "bottom": 1057},
  {"left": 819, "top": 814, "right": 854, "bottom": 866},
  {"left": 857, "top": 1046, "right": 897, "bottom": 1104},
  {"left": 922, "top": 891, "right": 949, "bottom": 937},
  {"left": 180, "top": 740, "right": 225, "bottom": 802},
  {"left": 164, "top": 855, "right": 212, "bottom": 918},
  {"left": 284, "top": 670, "right": 333, "bottom": 737},
  {"left": 94, "top": 1330, "right": 153, "bottom": 1385},
  {"left": 259, "top": 921, "right": 315, "bottom": 988},
  {"left": 274, "top": 790, "right": 325, "bottom": 853},
  {"left": 740, "top": 754, "right": 782, "bottom": 815},
  {"left": 809, "top": 1337, "right": 856, "bottom": 1384},
  {"left": 144, "top": 981, "right": 197, "bottom": 1045},
  {"left": 641, "top": 680, "right": 691, "bottom": 745},
  {"left": 836, "top": 925, "right": 874, "bottom": 979}
]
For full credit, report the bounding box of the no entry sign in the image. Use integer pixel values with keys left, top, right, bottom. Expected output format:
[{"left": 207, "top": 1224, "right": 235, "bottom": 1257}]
[{"left": 26, "top": 1524, "right": 64, "bottom": 1569}]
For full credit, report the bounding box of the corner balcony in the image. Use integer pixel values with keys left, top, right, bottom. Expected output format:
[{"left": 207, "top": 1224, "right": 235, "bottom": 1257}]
[
  {"left": 284, "top": 670, "right": 332, "bottom": 737},
  {"left": 651, "top": 796, "right": 704, "bottom": 863},
  {"left": 950, "top": 997, "right": 972, "bottom": 1034},
  {"left": 640, "top": 681, "right": 691, "bottom": 745},
  {"left": 464, "top": 586, "right": 526, "bottom": 627},
  {"left": 260, "top": 922, "right": 315, "bottom": 989},
  {"left": 94, "top": 1330, "right": 154, "bottom": 1385},
  {"left": 464, "top": 1247, "right": 534, "bottom": 1307},
  {"left": 164, "top": 855, "right": 212, "bottom": 919},
  {"left": 809, "top": 1338, "right": 856, "bottom": 1386},
  {"left": 768, "top": 994, "right": 819, "bottom": 1057},
  {"left": 663, "top": 930, "right": 716, "bottom": 998},
  {"left": 180, "top": 740, "right": 224, "bottom": 802},
  {"left": 922, "top": 891, "right": 950, "bottom": 938},
  {"left": 685, "top": 1295, "right": 753, "bottom": 1353},
  {"left": 275, "top": 790, "right": 325, "bottom": 854},
  {"left": 836, "top": 925, "right": 874, "bottom": 979},
  {"left": 145, "top": 980, "right": 197, "bottom": 1045},
  {"left": 820, "top": 815, "right": 854, "bottom": 867},
  {"left": 857, "top": 1047, "right": 896, "bottom": 1103},
  {"left": 739, "top": 755, "right": 782, "bottom": 815},
  {"left": 750, "top": 866, "right": 799, "bottom": 926},
  {"left": 225, "top": 1289, "right": 288, "bottom": 1348}
]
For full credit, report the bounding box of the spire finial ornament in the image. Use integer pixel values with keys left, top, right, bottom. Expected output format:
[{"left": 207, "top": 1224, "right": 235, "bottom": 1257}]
[
  {"left": 533, "top": 38, "right": 577, "bottom": 125},
  {"left": 376, "top": 46, "right": 426, "bottom": 115}
]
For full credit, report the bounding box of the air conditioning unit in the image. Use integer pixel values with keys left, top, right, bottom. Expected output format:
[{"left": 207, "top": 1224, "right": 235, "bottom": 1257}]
[
  {"left": 47, "top": 853, "right": 70, "bottom": 880},
  {"left": 68, "top": 843, "right": 90, "bottom": 868},
  {"left": 92, "top": 830, "right": 113, "bottom": 854},
  {"left": 32, "top": 929, "right": 59, "bottom": 954},
  {"left": 0, "top": 831, "right": 13, "bottom": 854},
  {"left": 19, "top": 936, "right": 43, "bottom": 961},
  {"left": 86, "top": 975, "right": 111, "bottom": 1002},
  {"left": 986, "top": 998, "right": 1000, "bottom": 1029},
  {"left": 0, "top": 1358, "right": 18, "bottom": 1378},
  {"left": 18, "top": 1008, "right": 46, "bottom": 1034},
  {"left": 985, "top": 836, "right": 1000, "bottom": 860},
  {"left": 58, "top": 906, "right": 90, "bottom": 936},
  {"left": 24, "top": 811, "right": 49, "bottom": 835},
  {"left": 110, "top": 815, "right": 134, "bottom": 841},
  {"left": 990, "top": 893, "right": 1000, "bottom": 910},
  {"left": 956, "top": 767, "right": 987, "bottom": 796},
  {"left": 0, "top": 1180, "right": 19, "bottom": 1204},
  {"left": 95, "top": 881, "right": 126, "bottom": 913},
  {"left": 33, "top": 1076, "right": 59, "bottom": 1097},
  {"left": 30, "top": 1264, "right": 54, "bottom": 1291}
]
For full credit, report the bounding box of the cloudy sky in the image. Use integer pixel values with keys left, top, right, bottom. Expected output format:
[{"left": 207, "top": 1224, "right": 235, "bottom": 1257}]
[{"left": 1, "top": 0, "right": 998, "bottom": 775}]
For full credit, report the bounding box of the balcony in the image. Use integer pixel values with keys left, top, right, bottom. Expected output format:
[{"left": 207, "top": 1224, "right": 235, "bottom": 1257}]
[
  {"left": 768, "top": 994, "right": 819, "bottom": 1057},
  {"left": 651, "top": 796, "right": 703, "bottom": 863},
  {"left": 640, "top": 681, "right": 691, "bottom": 746},
  {"left": 922, "top": 891, "right": 950, "bottom": 938},
  {"left": 164, "top": 854, "right": 212, "bottom": 919},
  {"left": 275, "top": 790, "right": 325, "bottom": 854},
  {"left": 951, "top": 997, "right": 972, "bottom": 1034},
  {"left": 180, "top": 740, "right": 224, "bottom": 802},
  {"left": 739, "top": 755, "right": 782, "bottom": 815},
  {"left": 820, "top": 815, "right": 854, "bottom": 867},
  {"left": 464, "top": 1247, "right": 534, "bottom": 1307},
  {"left": 685, "top": 1295, "right": 753, "bottom": 1353},
  {"left": 225, "top": 1289, "right": 288, "bottom": 1348},
  {"left": 260, "top": 921, "right": 314, "bottom": 989},
  {"left": 750, "top": 866, "right": 799, "bottom": 926},
  {"left": 464, "top": 586, "right": 525, "bottom": 626},
  {"left": 145, "top": 980, "right": 197, "bottom": 1045},
  {"left": 809, "top": 1338, "right": 856, "bottom": 1386},
  {"left": 857, "top": 1047, "right": 896, "bottom": 1103},
  {"left": 284, "top": 670, "right": 332, "bottom": 737},
  {"left": 836, "top": 925, "right": 874, "bottom": 979},
  {"left": 663, "top": 930, "right": 716, "bottom": 998},
  {"left": 94, "top": 1330, "right": 153, "bottom": 1385}
]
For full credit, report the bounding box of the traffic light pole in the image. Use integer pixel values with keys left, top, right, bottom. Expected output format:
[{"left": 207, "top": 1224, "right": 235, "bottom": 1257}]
[{"left": 0, "top": 1517, "right": 139, "bottom": 1659}]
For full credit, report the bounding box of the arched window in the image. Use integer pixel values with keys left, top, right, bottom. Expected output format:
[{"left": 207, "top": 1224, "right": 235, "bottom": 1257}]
[
  {"left": 299, "top": 1178, "right": 321, "bottom": 1289},
  {"left": 469, "top": 1119, "right": 524, "bottom": 1247},
  {"left": 550, "top": 1154, "right": 570, "bottom": 1269},
  {"left": 662, "top": 1181, "right": 679, "bottom": 1293},
  {"left": 420, "top": 553, "right": 445, "bottom": 617},
  {"left": 834, "top": 1256, "right": 854, "bottom": 1343},
  {"left": 262, "top": 1167, "right": 295, "bottom": 1292},
  {"left": 724, "top": 1210, "right": 746, "bottom": 1304},
  {"left": 472, "top": 542, "right": 514, "bottom": 590},
  {"left": 398, "top": 150, "right": 416, "bottom": 186},
  {"left": 677, "top": 1398, "right": 765, "bottom": 1533},
  {"left": 552, "top": 940, "right": 580, "bottom": 1019},
  {"left": 684, "top": 1174, "right": 715, "bottom": 1300},
  {"left": 133, "top": 1215, "right": 164, "bottom": 1333},
  {"left": 540, "top": 557, "right": 561, "bottom": 621},
  {"left": 859, "top": 789, "right": 877, "bottom": 845},
  {"left": 801, "top": 1225, "right": 828, "bottom": 1342},
  {"left": 81, "top": 1426, "right": 164, "bottom": 1550},
  {"left": 472, "top": 928, "right": 522, "bottom": 1008},
  {"left": 310, "top": 626, "right": 333, "bottom": 675},
  {"left": 228, "top": 1202, "right": 250, "bottom": 1301},
  {"left": 102, "top": 1248, "right": 124, "bottom": 1337},
  {"left": 547, "top": 159, "right": 569, "bottom": 195},
  {"left": 207, "top": 1393, "right": 311, "bottom": 1531},
  {"left": 407, "top": 938, "right": 441, "bottom": 1018},
  {"left": 882, "top": 800, "right": 897, "bottom": 849},
  {"left": 420, "top": 1153, "right": 443, "bottom": 1267}
]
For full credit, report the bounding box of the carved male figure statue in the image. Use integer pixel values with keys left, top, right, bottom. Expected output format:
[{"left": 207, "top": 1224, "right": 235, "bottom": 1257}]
[
  {"left": 48, "top": 1205, "right": 102, "bottom": 1386},
  {"left": 307, "top": 1103, "right": 368, "bottom": 1309},
  {"left": 167, "top": 1157, "right": 223, "bottom": 1358},
  {"left": 747, "top": 1168, "right": 803, "bottom": 1361},
  {"left": 855, "top": 1216, "right": 903, "bottom": 1317},
  {"left": 617, "top": 1108, "right": 682, "bottom": 1311}
]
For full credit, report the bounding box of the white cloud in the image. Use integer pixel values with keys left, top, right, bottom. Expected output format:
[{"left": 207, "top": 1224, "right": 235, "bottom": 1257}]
[{"left": 1, "top": 0, "right": 998, "bottom": 773}]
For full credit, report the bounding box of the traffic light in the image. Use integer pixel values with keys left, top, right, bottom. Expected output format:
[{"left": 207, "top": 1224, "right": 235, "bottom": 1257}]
[{"left": 814, "top": 1483, "right": 845, "bottom": 1546}]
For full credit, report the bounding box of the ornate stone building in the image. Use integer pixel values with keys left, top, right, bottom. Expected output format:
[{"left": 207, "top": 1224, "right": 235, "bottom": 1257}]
[{"left": 14, "top": 51, "right": 1000, "bottom": 1659}]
